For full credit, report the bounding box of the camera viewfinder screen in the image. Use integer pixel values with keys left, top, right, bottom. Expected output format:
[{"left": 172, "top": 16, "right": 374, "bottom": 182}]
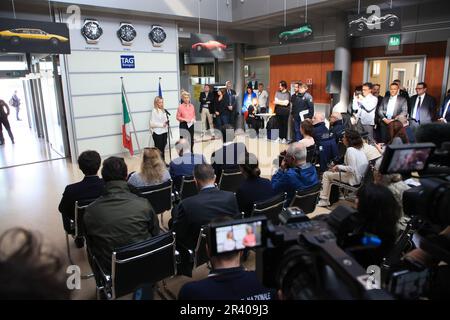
[
  {"left": 215, "top": 221, "right": 262, "bottom": 254},
  {"left": 387, "top": 148, "right": 432, "bottom": 173}
]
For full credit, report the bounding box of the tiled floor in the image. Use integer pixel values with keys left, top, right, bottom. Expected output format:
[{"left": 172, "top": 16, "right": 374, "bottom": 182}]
[{"left": 0, "top": 135, "right": 333, "bottom": 300}]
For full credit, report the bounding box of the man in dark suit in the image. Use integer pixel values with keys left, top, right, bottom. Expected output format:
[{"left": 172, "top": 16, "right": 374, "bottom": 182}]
[
  {"left": 199, "top": 84, "right": 216, "bottom": 138},
  {"left": 222, "top": 80, "right": 237, "bottom": 128},
  {"left": 438, "top": 95, "right": 450, "bottom": 123},
  {"left": 0, "top": 99, "right": 14, "bottom": 145},
  {"left": 211, "top": 124, "right": 248, "bottom": 183},
  {"left": 171, "top": 164, "right": 240, "bottom": 250},
  {"left": 378, "top": 82, "right": 408, "bottom": 143},
  {"left": 58, "top": 150, "right": 105, "bottom": 234},
  {"left": 409, "top": 82, "right": 437, "bottom": 129}
]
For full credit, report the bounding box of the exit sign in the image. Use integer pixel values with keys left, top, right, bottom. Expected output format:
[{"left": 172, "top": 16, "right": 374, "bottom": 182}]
[{"left": 388, "top": 34, "right": 401, "bottom": 47}]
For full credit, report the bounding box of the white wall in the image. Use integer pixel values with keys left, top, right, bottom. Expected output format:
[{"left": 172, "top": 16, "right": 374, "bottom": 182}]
[{"left": 62, "top": 12, "right": 180, "bottom": 157}]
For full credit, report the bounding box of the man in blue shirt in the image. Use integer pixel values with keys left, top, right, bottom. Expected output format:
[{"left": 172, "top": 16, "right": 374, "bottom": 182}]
[
  {"left": 271, "top": 142, "right": 319, "bottom": 204},
  {"left": 169, "top": 138, "right": 206, "bottom": 190}
]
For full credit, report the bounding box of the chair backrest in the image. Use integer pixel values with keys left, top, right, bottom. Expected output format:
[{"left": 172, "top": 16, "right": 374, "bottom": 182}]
[
  {"left": 180, "top": 175, "right": 198, "bottom": 200},
  {"left": 75, "top": 198, "right": 97, "bottom": 238},
  {"left": 218, "top": 169, "right": 244, "bottom": 193},
  {"left": 251, "top": 192, "right": 287, "bottom": 224},
  {"left": 111, "top": 232, "right": 177, "bottom": 299},
  {"left": 289, "top": 184, "right": 321, "bottom": 214},
  {"left": 306, "top": 145, "right": 317, "bottom": 164},
  {"left": 193, "top": 227, "right": 209, "bottom": 268},
  {"left": 136, "top": 180, "right": 173, "bottom": 215}
]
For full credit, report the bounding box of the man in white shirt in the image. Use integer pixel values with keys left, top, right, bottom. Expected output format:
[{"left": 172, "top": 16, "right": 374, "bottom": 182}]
[
  {"left": 378, "top": 82, "right": 408, "bottom": 143},
  {"left": 352, "top": 82, "right": 378, "bottom": 142},
  {"left": 256, "top": 83, "right": 269, "bottom": 113}
]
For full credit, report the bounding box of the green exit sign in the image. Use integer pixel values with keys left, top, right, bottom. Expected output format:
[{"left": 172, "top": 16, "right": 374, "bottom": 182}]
[{"left": 389, "top": 34, "right": 401, "bottom": 47}]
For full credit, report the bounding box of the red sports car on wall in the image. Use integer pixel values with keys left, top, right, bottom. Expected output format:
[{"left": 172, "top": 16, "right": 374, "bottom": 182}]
[{"left": 192, "top": 40, "right": 227, "bottom": 51}]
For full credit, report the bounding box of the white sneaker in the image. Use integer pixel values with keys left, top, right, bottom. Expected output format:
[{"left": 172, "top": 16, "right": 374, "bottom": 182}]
[
  {"left": 281, "top": 138, "right": 287, "bottom": 144},
  {"left": 317, "top": 199, "right": 330, "bottom": 207},
  {"left": 275, "top": 137, "right": 281, "bottom": 143}
]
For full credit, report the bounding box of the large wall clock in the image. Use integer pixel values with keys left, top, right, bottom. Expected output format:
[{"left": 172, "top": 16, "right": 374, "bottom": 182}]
[
  {"left": 81, "top": 19, "right": 103, "bottom": 44},
  {"left": 149, "top": 25, "right": 166, "bottom": 47},
  {"left": 117, "top": 22, "right": 136, "bottom": 46}
]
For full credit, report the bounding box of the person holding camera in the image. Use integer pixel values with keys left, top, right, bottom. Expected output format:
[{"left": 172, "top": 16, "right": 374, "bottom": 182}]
[
  {"left": 178, "top": 217, "right": 275, "bottom": 300},
  {"left": 317, "top": 130, "right": 368, "bottom": 207},
  {"left": 271, "top": 142, "right": 319, "bottom": 204},
  {"left": 352, "top": 82, "right": 378, "bottom": 142}
]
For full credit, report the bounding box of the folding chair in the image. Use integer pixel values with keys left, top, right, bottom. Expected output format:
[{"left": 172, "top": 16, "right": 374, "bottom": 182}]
[
  {"left": 330, "top": 161, "right": 375, "bottom": 202},
  {"left": 218, "top": 169, "right": 244, "bottom": 193},
  {"left": 179, "top": 175, "right": 198, "bottom": 200},
  {"left": 289, "top": 184, "right": 321, "bottom": 214},
  {"left": 90, "top": 232, "right": 179, "bottom": 300},
  {"left": 251, "top": 192, "right": 287, "bottom": 224}
]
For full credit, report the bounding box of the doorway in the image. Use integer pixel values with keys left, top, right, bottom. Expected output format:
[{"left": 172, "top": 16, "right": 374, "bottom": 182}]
[
  {"left": 366, "top": 56, "right": 425, "bottom": 96},
  {"left": 0, "top": 54, "right": 69, "bottom": 168}
]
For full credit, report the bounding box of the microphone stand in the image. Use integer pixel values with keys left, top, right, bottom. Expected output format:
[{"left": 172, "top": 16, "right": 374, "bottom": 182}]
[{"left": 165, "top": 110, "right": 173, "bottom": 162}]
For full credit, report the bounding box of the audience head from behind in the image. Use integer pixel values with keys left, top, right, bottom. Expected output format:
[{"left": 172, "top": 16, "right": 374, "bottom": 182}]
[
  {"left": 193, "top": 164, "right": 216, "bottom": 190},
  {"left": 78, "top": 150, "right": 101, "bottom": 176},
  {"left": 343, "top": 129, "right": 363, "bottom": 149},
  {"left": 283, "top": 142, "right": 307, "bottom": 169},
  {"left": 175, "top": 138, "right": 191, "bottom": 157},
  {"left": 221, "top": 124, "right": 236, "bottom": 143},
  {"left": 101, "top": 156, "right": 127, "bottom": 182},
  {"left": 0, "top": 228, "right": 70, "bottom": 300},
  {"left": 329, "top": 112, "right": 342, "bottom": 126},
  {"left": 312, "top": 111, "right": 325, "bottom": 125},
  {"left": 139, "top": 147, "right": 167, "bottom": 183},
  {"left": 300, "top": 120, "right": 314, "bottom": 139},
  {"left": 239, "top": 152, "right": 260, "bottom": 180}
]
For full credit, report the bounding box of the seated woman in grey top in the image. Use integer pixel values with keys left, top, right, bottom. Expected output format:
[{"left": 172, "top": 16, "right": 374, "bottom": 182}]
[{"left": 128, "top": 147, "right": 171, "bottom": 187}]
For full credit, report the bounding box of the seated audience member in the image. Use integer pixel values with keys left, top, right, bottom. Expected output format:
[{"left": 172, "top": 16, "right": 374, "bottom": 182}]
[
  {"left": 171, "top": 164, "right": 240, "bottom": 250},
  {"left": 329, "top": 112, "right": 345, "bottom": 142},
  {"left": 178, "top": 217, "right": 275, "bottom": 300},
  {"left": 84, "top": 157, "right": 160, "bottom": 272},
  {"left": 0, "top": 228, "right": 71, "bottom": 300},
  {"left": 318, "top": 130, "right": 368, "bottom": 207},
  {"left": 128, "top": 148, "right": 171, "bottom": 188},
  {"left": 58, "top": 150, "right": 105, "bottom": 234},
  {"left": 169, "top": 138, "right": 206, "bottom": 190},
  {"left": 374, "top": 171, "right": 410, "bottom": 220},
  {"left": 298, "top": 120, "right": 315, "bottom": 148},
  {"left": 360, "top": 133, "right": 382, "bottom": 162},
  {"left": 312, "top": 112, "right": 329, "bottom": 143},
  {"left": 211, "top": 124, "right": 248, "bottom": 182},
  {"left": 396, "top": 114, "right": 415, "bottom": 143},
  {"left": 351, "top": 183, "right": 401, "bottom": 267},
  {"left": 236, "top": 153, "right": 274, "bottom": 216},
  {"left": 246, "top": 98, "right": 263, "bottom": 135},
  {"left": 271, "top": 142, "right": 319, "bottom": 204},
  {"left": 388, "top": 119, "right": 409, "bottom": 145}
]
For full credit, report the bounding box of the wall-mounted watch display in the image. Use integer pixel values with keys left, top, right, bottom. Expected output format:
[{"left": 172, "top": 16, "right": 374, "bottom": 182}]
[
  {"left": 149, "top": 25, "right": 166, "bottom": 47},
  {"left": 81, "top": 19, "right": 103, "bottom": 44},
  {"left": 117, "top": 22, "right": 136, "bottom": 46}
]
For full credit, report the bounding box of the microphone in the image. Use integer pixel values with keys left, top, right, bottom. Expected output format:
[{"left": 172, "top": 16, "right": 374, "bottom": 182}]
[{"left": 164, "top": 109, "right": 171, "bottom": 116}]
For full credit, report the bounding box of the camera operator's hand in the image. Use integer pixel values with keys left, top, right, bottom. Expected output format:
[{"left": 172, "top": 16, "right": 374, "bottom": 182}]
[{"left": 404, "top": 249, "right": 433, "bottom": 268}]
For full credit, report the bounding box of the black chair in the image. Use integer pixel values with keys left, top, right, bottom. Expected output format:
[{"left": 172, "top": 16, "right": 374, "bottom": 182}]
[
  {"left": 330, "top": 161, "right": 375, "bottom": 202},
  {"left": 179, "top": 175, "right": 198, "bottom": 200},
  {"left": 91, "top": 232, "right": 179, "bottom": 300},
  {"left": 218, "top": 169, "right": 244, "bottom": 193},
  {"left": 251, "top": 192, "right": 287, "bottom": 224},
  {"left": 65, "top": 199, "right": 97, "bottom": 269},
  {"left": 306, "top": 145, "right": 317, "bottom": 164},
  {"left": 289, "top": 184, "right": 321, "bottom": 214},
  {"left": 193, "top": 227, "right": 209, "bottom": 269},
  {"left": 136, "top": 180, "right": 174, "bottom": 229}
]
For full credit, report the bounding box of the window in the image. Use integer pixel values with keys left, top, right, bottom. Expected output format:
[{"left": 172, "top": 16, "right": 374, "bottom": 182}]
[{"left": 372, "top": 61, "right": 381, "bottom": 77}]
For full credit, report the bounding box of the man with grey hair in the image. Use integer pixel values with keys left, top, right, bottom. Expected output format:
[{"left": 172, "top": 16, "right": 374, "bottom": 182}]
[
  {"left": 271, "top": 142, "right": 319, "bottom": 204},
  {"left": 312, "top": 111, "right": 330, "bottom": 143},
  {"left": 169, "top": 138, "right": 206, "bottom": 190},
  {"left": 329, "top": 112, "right": 345, "bottom": 141}
]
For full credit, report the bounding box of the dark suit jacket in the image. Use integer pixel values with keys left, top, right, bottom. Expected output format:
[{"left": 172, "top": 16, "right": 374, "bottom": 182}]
[
  {"left": 58, "top": 176, "right": 105, "bottom": 221},
  {"left": 378, "top": 95, "right": 408, "bottom": 120},
  {"left": 439, "top": 96, "right": 450, "bottom": 122},
  {"left": 211, "top": 142, "right": 248, "bottom": 182},
  {"left": 199, "top": 91, "right": 215, "bottom": 114},
  {"left": 171, "top": 187, "right": 240, "bottom": 249},
  {"left": 223, "top": 89, "right": 237, "bottom": 116},
  {"left": 409, "top": 94, "right": 437, "bottom": 122}
]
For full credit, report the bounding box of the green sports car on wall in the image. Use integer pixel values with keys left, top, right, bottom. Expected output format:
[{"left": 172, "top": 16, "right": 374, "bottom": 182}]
[{"left": 278, "top": 24, "right": 313, "bottom": 43}]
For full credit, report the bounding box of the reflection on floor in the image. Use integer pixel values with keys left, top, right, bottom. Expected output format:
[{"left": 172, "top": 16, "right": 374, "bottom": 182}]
[
  {"left": 0, "top": 136, "right": 334, "bottom": 300},
  {"left": 0, "top": 118, "right": 62, "bottom": 168}
]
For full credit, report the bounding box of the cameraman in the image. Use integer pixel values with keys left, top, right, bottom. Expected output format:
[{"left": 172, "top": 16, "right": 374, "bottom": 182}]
[{"left": 178, "top": 217, "right": 275, "bottom": 300}]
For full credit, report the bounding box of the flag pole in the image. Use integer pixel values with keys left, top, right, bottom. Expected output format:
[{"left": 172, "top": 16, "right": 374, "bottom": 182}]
[{"left": 121, "top": 77, "right": 141, "bottom": 155}]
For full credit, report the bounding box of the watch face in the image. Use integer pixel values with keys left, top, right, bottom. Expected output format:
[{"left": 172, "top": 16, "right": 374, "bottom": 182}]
[
  {"left": 82, "top": 21, "right": 103, "bottom": 42},
  {"left": 118, "top": 24, "right": 136, "bottom": 43},
  {"left": 149, "top": 26, "right": 166, "bottom": 45}
]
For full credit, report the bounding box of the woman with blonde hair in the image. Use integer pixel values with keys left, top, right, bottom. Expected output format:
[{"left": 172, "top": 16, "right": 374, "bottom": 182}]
[
  {"left": 176, "top": 91, "right": 196, "bottom": 152},
  {"left": 128, "top": 147, "right": 171, "bottom": 187},
  {"left": 150, "top": 96, "right": 169, "bottom": 160}
]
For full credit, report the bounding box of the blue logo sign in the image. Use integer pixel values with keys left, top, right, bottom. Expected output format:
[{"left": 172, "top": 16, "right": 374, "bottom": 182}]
[{"left": 120, "top": 55, "right": 135, "bottom": 69}]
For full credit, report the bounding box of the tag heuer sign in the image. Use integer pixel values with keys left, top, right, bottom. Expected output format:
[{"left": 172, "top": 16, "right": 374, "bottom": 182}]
[
  {"left": 120, "top": 55, "right": 135, "bottom": 69},
  {"left": 388, "top": 34, "right": 401, "bottom": 47}
]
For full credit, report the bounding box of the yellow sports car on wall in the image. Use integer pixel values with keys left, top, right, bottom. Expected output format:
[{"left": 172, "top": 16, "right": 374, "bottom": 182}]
[{"left": 0, "top": 28, "right": 68, "bottom": 45}]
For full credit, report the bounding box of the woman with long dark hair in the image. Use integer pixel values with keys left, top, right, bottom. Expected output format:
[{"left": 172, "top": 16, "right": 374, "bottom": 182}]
[
  {"left": 274, "top": 80, "right": 291, "bottom": 143},
  {"left": 388, "top": 119, "right": 409, "bottom": 144}
]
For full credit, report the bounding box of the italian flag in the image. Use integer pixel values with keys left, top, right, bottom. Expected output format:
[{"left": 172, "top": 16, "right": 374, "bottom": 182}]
[{"left": 121, "top": 86, "right": 133, "bottom": 156}]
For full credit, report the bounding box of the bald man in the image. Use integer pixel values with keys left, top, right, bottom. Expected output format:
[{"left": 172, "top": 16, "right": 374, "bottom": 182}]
[{"left": 312, "top": 112, "right": 329, "bottom": 143}]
